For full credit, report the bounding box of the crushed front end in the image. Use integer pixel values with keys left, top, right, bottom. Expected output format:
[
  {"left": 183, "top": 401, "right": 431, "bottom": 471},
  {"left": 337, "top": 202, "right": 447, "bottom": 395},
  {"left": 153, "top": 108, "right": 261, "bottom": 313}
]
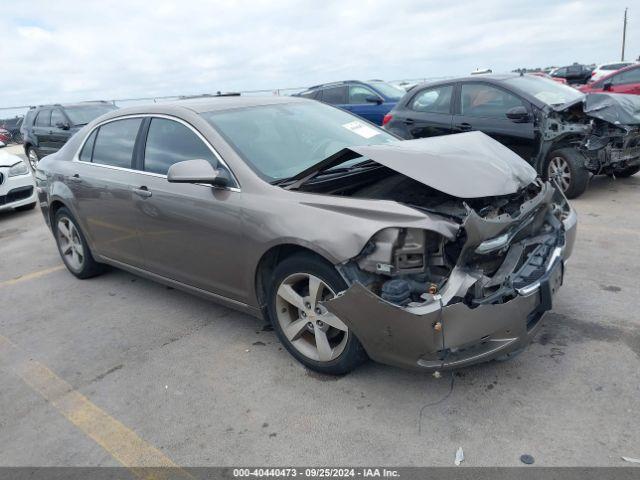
[{"left": 324, "top": 181, "right": 577, "bottom": 371}]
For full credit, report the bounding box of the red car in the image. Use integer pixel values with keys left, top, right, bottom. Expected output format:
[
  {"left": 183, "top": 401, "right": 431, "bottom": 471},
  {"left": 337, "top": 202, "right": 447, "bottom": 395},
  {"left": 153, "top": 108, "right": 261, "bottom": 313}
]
[
  {"left": 0, "top": 128, "right": 11, "bottom": 146},
  {"left": 580, "top": 63, "right": 640, "bottom": 95}
]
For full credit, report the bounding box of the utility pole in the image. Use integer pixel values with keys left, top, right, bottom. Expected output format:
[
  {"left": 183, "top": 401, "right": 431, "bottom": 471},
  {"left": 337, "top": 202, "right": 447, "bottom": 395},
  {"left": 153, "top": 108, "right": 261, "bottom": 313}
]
[{"left": 621, "top": 7, "right": 628, "bottom": 61}]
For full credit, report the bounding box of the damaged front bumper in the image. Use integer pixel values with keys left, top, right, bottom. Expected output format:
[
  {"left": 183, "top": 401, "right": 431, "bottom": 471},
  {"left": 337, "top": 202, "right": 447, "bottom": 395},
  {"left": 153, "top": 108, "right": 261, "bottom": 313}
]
[{"left": 324, "top": 191, "right": 577, "bottom": 372}]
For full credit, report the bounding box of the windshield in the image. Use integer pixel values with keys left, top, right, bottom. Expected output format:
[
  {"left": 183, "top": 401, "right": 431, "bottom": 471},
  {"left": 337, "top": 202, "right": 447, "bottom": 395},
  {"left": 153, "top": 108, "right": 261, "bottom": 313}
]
[
  {"left": 369, "top": 82, "right": 405, "bottom": 101},
  {"left": 504, "top": 75, "right": 583, "bottom": 106},
  {"left": 202, "top": 102, "right": 397, "bottom": 181},
  {"left": 65, "top": 104, "right": 118, "bottom": 125}
]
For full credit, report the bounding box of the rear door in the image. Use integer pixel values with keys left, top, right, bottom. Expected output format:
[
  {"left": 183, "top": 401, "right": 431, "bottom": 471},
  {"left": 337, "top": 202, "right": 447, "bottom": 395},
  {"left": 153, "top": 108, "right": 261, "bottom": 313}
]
[
  {"left": 70, "top": 117, "right": 146, "bottom": 267},
  {"left": 344, "top": 85, "right": 386, "bottom": 125},
  {"left": 395, "top": 84, "right": 454, "bottom": 139},
  {"left": 131, "top": 116, "right": 247, "bottom": 301},
  {"left": 33, "top": 109, "right": 52, "bottom": 154},
  {"left": 453, "top": 82, "right": 536, "bottom": 162}
]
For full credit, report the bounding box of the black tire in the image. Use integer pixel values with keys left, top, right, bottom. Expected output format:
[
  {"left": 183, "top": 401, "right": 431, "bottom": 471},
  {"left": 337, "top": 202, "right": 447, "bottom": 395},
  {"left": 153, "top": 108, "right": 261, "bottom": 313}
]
[
  {"left": 15, "top": 202, "right": 36, "bottom": 211},
  {"left": 53, "top": 207, "right": 104, "bottom": 279},
  {"left": 545, "top": 148, "right": 590, "bottom": 199},
  {"left": 613, "top": 165, "right": 640, "bottom": 178},
  {"left": 267, "top": 252, "right": 368, "bottom": 375}
]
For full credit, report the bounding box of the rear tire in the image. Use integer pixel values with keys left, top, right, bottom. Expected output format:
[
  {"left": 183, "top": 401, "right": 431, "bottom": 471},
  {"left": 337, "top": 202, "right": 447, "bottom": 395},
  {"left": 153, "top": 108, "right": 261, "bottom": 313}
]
[
  {"left": 27, "top": 146, "right": 40, "bottom": 172},
  {"left": 53, "top": 207, "right": 104, "bottom": 279},
  {"left": 545, "top": 148, "right": 590, "bottom": 199},
  {"left": 613, "top": 165, "right": 640, "bottom": 178},
  {"left": 267, "top": 252, "right": 368, "bottom": 375}
]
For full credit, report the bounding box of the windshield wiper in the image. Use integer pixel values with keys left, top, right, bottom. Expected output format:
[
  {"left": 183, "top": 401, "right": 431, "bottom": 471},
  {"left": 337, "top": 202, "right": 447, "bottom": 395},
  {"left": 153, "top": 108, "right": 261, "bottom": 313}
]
[{"left": 271, "top": 158, "right": 378, "bottom": 187}]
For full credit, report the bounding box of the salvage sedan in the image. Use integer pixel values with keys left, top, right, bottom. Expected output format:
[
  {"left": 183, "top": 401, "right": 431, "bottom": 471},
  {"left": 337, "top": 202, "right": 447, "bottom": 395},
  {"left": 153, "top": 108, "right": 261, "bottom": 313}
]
[{"left": 35, "top": 97, "right": 577, "bottom": 374}]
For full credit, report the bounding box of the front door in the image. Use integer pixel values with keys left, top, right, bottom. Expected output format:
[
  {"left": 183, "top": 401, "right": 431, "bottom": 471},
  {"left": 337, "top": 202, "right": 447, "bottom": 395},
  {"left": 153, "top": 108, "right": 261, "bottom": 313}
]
[
  {"left": 70, "top": 117, "right": 146, "bottom": 267},
  {"left": 453, "top": 82, "right": 536, "bottom": 163},
  {"left": 344, "top": 85, "right": 386, "bottom": 125},
  {"left": 33, "top": 109, "right": 52, "bottom": 155},
  {"left": 49, "top": 109, "right": 72, "bottom": 152},
  {"left": 131, "top": 117, "right": 247, "bottom": 302}
]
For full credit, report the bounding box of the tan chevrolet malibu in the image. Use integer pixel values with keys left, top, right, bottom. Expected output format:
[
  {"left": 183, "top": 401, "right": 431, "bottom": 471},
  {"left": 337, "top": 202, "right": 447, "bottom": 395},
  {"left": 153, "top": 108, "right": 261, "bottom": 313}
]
[{"left": 35, "top": 96, "right": 577, "bottom": 374}]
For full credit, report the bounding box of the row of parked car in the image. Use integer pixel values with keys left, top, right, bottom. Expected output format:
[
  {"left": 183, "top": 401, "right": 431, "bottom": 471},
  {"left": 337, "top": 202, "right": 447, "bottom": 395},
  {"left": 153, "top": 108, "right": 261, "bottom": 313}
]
[{"left": 292, "top": 64, "right": 640, "bottom": 198}]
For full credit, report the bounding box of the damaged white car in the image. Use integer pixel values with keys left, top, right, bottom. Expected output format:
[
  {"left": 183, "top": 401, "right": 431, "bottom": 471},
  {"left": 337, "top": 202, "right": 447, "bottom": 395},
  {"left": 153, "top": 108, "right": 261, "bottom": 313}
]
[{"left": 35, "top": 97, "right": 577, "bottom": 374}]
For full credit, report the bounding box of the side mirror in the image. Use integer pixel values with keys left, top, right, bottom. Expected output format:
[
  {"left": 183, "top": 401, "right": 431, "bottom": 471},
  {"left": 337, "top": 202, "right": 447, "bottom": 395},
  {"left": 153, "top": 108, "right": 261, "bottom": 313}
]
[
  {"left": 167, "top": 159, "right": 230, "bottom": 187},
  {"left": 603, "top": 81, "right": 612, "bottom": 91},
  {"left": 505, "top": 106, "right": 530, "bottom": 123},
  {"left": 55, "top": 121, "right": 70, "bottom": 130},
  {"left": 365, "top": 96, "right": 383, "bottom": 104}
]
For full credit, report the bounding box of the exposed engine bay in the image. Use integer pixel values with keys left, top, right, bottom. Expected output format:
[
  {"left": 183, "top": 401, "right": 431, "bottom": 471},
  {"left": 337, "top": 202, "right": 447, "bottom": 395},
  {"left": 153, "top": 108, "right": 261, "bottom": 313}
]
[
  {"left": 297, "top": 166, "right": 570, "bottom": 311},
  {"left": 539, "top": 93, "right": 640, "bottom": 174}
]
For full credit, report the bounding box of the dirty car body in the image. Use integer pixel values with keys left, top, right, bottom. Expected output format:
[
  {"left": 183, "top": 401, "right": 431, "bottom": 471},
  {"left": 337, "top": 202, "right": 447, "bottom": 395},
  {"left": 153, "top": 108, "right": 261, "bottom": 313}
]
[{"left": 35, "top": 96, "right": 577, "bottom": 373}]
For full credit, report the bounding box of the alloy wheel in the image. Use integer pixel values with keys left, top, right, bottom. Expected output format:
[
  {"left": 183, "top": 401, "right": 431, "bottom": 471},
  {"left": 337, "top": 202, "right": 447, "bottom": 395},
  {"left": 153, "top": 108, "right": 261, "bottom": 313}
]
[
  {"left": 27, "top": 149, "right": 39, "bottom": 171},
  {"left": 548, "top": 156, "right": 571, "bottom": 192},
  {"left": 275, "top": 273, "right": 349, "bottom": 362},
  {"left": 57, "top": 217, "right": 85, "bottom": 272}
]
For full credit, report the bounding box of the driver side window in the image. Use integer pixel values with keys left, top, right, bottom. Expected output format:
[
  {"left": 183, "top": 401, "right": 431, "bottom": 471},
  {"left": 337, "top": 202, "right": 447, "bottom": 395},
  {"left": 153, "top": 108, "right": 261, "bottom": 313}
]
[
  {"left": 348, "top": 86, "right": 379, "bottom": 104},
  {"left": 143, "top": 118, "right": 221, "bottom": 176}
]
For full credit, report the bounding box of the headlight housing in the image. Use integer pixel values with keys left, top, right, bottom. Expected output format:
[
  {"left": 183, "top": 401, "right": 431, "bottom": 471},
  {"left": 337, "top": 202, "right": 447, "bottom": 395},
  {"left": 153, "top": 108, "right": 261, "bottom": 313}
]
[{"left": 8, "top": 161, "right": 29, "bottom": 177}]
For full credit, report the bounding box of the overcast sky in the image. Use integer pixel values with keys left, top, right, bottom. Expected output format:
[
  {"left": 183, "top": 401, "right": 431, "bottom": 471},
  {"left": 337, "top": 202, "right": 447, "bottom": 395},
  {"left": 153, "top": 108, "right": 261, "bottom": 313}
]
[{"left": 1, "top": 0, "right": 638, "bottom": 115}]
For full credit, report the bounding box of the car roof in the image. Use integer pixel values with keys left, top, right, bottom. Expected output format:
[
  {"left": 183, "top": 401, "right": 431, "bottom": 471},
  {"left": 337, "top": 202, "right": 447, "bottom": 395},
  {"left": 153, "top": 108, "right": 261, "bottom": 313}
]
[
  {"left": 100, "top": 95, "right": 309, "bottom": 119},
  {"left": 304, "top": 80, "right": 376, "bottom": 91},
  {"left": 31, "top": 101, "right": 115, "bottom": 110}
]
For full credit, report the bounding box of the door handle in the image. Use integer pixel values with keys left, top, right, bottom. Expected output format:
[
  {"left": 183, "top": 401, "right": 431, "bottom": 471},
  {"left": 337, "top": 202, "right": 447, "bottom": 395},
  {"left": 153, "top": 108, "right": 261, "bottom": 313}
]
[
  {"left": 133, "top": 186, "right": 152, "bottom": 198},
  {"left": 69, "top": 173, "right": 82, "bottom": 182},
  {"left": 403, "top": 118, "right": 415, "bottom": 125},
  {"left": 456, "top": 123, "right": 473, "bottom": 131}
]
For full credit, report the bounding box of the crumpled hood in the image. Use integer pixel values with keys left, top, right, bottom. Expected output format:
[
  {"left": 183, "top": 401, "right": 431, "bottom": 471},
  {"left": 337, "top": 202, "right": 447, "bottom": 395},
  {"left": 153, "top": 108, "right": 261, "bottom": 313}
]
[
  {"left": 349, "top": 131, "right": 537, "bottom": 198},
  {"left": 553, "top": 93, "right": 640, "bottom": 126},
  {"left": 0, "top": 151, "right": 23, "bottom": 168}
]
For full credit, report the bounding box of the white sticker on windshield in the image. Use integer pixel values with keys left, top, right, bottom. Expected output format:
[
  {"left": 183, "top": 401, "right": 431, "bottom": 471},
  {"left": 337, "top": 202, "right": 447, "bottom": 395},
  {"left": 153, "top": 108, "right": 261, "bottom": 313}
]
[{"left": 342, "top": 121, "right": 380, "bottom": 139}]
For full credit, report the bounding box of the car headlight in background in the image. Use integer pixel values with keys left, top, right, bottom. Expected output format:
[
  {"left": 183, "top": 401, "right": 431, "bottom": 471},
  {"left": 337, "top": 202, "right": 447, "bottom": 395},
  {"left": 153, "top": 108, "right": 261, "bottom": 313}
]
[{"left": 8, "top": 161, "right": 29, "bottom": 177}]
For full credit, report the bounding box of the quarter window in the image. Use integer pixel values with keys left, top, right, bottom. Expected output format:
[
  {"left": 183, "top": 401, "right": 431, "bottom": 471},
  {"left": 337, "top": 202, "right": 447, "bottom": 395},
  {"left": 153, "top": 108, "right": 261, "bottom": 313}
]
[
  {"left": 410, "top": 85, "right": 453, "bottom": 114},
  {"left": 92, "top": 118, "right": 142, "bottom": 169},
  {"left": 35, "top": 110, "right": 51, "bottom": 127},
  {"left": 79, "top": 130, "right": 97, "bottom": 162},
  {"left": 461, "top": 84, "right": 526, "bottom": 117},
  {"left": 143, "top": 118, "right": 218, "bottom": 175}
]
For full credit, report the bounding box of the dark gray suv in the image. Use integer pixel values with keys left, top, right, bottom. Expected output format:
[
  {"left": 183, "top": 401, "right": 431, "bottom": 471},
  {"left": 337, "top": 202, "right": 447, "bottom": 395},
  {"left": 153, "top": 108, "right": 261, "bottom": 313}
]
[{"left": 22, "top": 101, "right": 117, "bottom": 171}]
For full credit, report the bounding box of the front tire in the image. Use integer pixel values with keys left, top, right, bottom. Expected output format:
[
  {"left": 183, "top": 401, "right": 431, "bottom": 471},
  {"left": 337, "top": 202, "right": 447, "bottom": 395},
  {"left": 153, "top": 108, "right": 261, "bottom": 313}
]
[
  {"left": 53, "top": 207, "right": 104, "bottom": 279},
  {"left": 267, "top": 253, "right": 368, "bottom": 375},
  {"left": 545, "top": 148, "right": 590, "bottom": 199}
]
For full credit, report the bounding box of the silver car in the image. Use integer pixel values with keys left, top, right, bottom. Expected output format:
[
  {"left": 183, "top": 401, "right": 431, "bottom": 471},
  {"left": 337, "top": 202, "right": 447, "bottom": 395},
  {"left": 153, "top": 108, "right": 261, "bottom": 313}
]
[{"left": 35, "top": 96, "right": 577, "bottom": 374}]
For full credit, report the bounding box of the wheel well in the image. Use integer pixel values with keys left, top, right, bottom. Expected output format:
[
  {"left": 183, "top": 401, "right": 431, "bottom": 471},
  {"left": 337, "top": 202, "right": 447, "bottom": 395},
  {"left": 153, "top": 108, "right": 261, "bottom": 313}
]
[
  {"left": 23, "top": 142, "right": 32, "bottom": 155},
  {"left": 254, "top": 244, "right": 332, "bottom": 308},
  {"left": 49, "top": 200, "right": 66, "bottom": 225}
]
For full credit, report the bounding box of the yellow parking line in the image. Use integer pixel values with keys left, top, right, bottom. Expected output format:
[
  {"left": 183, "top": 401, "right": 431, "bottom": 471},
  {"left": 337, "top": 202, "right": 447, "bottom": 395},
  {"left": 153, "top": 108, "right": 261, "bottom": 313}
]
[
  {"left": 0, "top": 265, "right": 65, "bottom": 288},
  {"left": 0, "top": 335, "right": 192, "bottom": 479}
]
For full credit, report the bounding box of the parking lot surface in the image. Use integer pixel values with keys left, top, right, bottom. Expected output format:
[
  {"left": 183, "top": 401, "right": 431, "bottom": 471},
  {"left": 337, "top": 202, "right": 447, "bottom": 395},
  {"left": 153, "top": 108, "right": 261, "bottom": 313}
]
[{"left": 1, "top": 143, "right": 639, "bottom": 467}]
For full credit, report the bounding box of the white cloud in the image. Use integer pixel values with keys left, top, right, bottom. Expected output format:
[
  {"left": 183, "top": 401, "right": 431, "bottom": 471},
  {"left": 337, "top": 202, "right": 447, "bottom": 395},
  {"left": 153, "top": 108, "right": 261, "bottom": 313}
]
[{"left": 1, "top": 0, "right": 638, "bottom": 113}]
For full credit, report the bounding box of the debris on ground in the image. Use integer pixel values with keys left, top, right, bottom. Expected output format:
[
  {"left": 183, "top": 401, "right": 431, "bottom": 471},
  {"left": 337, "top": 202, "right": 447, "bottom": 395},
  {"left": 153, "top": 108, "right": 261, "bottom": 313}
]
[
  {"left": 622, "top": 457, "right": 640, "bottom": 464},
  {"left": 454, "top": 447, "right": 464, "bottom": 466},
  {"left": 433, "top": 371, "right": 441, "bottom": 379},
  {"left": 520, "top": 454, "right": 535, "bottom": 465}
]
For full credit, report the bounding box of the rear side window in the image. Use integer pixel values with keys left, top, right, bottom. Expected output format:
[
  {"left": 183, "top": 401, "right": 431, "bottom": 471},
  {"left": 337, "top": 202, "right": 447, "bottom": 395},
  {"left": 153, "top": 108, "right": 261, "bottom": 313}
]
[
  {"left": 79, "top": 130, "right": 97, "bottom": 162},
  {"left": 92, "top": 118, "right": 142, "bottom": 168},
  {"left": 35, "top": 110, "right": 51, "bottom": 127},
  {"left": 410, "top": 85, "right": 453, "bottom": 113},
  {"left": 144, "top": 118, "right": 217, "bottom": 175},
  {"left": 320, "top": 86, "right": 347, "bottom": 104},
  {"left": 461, "top": 84, "right": 525, "bottom": 118}
]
